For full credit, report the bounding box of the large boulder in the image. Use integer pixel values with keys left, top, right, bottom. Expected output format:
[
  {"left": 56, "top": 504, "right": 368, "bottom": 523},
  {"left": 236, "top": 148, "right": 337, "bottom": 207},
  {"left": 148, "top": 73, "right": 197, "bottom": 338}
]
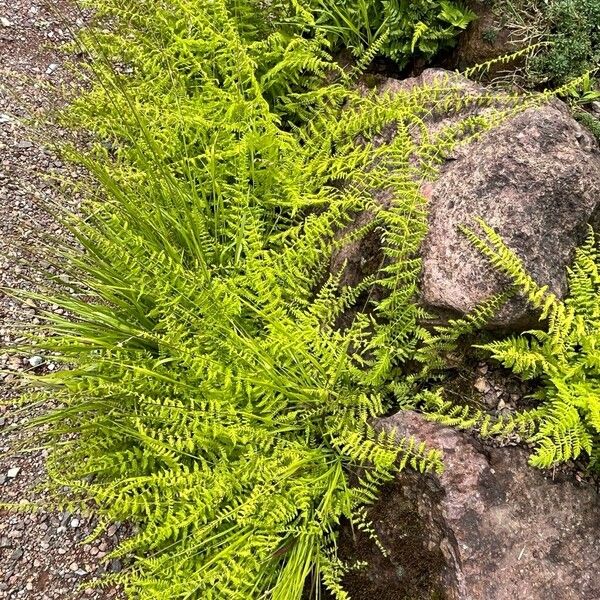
[
  {"left": 334, "top": 411, "right": 600, "bottom": 600},
  {"left": 419, "top": 96, "right": 600, "bottom": 327},
  {"left": 336, "top": 70, "right": 600, "bottom": 328}
]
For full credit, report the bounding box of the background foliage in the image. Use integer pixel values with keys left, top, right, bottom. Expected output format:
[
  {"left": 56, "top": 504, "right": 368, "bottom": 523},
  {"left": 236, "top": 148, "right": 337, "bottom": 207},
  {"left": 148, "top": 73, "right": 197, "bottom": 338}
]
[
  {"left": 307, "top": 0, "right": 476, "bottom": 67},
  {"left": 528, "top": 0, "right": 600, "bottom": 86}
]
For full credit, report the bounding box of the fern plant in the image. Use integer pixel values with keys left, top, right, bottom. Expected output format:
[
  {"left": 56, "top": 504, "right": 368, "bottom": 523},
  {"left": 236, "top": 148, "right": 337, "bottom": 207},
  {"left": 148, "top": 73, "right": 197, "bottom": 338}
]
[
  {"left": 307, "top": 0, "right": 477, "bottom": 68},
  {"left": 424, "top": 220, "right": 600, "bottom": 470},
  {"left": 5, "top": 1, "right": 542, "bottom": 598}
]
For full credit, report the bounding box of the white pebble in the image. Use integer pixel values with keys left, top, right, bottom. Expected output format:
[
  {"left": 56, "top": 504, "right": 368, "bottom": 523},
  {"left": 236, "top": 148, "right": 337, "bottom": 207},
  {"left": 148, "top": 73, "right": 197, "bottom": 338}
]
[
  {"left": 28, "top": 355, "right": 43, "bottom": 368},
  {"left": 7, "top": 467, "right": 20, "bottom": 479}
]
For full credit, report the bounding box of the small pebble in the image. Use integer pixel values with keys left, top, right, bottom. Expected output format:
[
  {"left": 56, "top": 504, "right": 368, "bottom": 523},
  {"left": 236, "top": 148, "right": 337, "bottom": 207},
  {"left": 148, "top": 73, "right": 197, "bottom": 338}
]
[
  {"left": 474, "top": 377, "right": 489, "bottom": 394},
  {"left": 28, "top": 355, "right": 43, "bottom": 368},
  {"left": 10, "top": 547, "right": 23, "bottom": 561},
  {"left": 109, "top": 558, "right": 122, "bottom": 573},
  {"left": 7, "top": 467, "right": 20, "bottom": 479}
]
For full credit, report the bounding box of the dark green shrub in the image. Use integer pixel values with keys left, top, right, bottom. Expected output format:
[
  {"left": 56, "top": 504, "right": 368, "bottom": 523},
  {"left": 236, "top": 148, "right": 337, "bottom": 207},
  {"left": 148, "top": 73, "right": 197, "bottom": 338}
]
[
  {"left": 529, "top": 0, "right": 600, "bottom": 84},
  {"left": 574, "top": 109, "right": 600, "bottom": 141}
]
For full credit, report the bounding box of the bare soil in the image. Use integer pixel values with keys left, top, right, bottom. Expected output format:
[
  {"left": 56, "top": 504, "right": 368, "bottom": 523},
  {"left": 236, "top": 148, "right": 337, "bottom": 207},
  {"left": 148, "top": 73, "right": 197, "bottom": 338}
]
[{"left": 0, "top": 2, "right": 124, "bottom": 598}]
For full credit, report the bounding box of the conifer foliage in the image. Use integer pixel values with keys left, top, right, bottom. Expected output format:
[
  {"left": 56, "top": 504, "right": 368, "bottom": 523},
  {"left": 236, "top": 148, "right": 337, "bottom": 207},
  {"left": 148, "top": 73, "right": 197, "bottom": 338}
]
[{"left": 11, "top": 1, "right": 526, "bottom": 598}]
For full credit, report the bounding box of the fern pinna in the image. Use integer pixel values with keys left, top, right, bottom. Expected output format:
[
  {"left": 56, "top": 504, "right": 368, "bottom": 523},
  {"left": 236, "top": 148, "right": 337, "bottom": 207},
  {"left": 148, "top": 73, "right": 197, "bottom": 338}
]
[
  {"left": 424, "top": 220, "right": 600, "bottom": 470},
  {"left": 7, "top": 1, "right": 535, "bottom": 598}
]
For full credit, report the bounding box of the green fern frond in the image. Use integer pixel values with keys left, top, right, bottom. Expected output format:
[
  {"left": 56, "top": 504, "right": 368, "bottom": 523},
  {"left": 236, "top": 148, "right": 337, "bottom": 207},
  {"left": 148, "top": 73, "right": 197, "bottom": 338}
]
[{"left": 461, "top": 222, "right": 600, "bottom": 469}]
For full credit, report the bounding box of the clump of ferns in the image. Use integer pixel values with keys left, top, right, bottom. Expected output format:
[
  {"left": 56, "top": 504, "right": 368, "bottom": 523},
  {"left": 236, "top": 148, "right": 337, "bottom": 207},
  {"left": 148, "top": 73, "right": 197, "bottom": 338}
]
[
  {"left": 423, "top": 220, "right": 600, "bottom": 471},
  {"left": 5, "top": 0, "right": 553, "bottom": 598}
]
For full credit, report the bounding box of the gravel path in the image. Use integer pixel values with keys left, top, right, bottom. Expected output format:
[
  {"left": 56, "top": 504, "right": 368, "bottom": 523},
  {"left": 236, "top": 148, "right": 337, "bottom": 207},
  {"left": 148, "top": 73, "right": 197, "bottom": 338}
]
[{"left": 0, "top": 2, "right": 124, "bottom": 598}]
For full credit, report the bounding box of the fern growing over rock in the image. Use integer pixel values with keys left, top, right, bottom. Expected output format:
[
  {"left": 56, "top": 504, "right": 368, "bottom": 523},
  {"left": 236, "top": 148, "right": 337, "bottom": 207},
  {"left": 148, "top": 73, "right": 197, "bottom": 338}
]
[{"left": 425, "top": 220, "right": 600, "bottom": 470}]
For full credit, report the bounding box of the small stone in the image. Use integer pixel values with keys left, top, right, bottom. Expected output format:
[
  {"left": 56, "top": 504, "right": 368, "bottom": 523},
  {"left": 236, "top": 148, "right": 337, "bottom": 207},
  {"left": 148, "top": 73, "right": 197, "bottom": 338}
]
[
  {"left": 69, "top": 561, "right": 79, "bottom": 571},
  {"left": 57, "top": 547, "right": 67, "bottom": 555},
  {"left": 0, "top": 114, "right": 11, "bottom": 124},
  {"left": 16, "top": 140, "right": 33, "bottom": 149},
  {"left": 0, "top": 536, "right": 11, "bottom": 548},
  {"left": 70, "top": 517, "right": 80, "bottom": 528},
  {"left": 106, "top": 523, "right": 119, "bottom": 537},
  {"left": 497, "top": 399, "right": 506, "bottom": 411},
  {"left": 10, "top": 547, "right": 23, "bottom": 561},
  {"left": 46, "top": 63, "right": 59, "bottom": 75},
  {"left": 474, "top": 377, "right": 489, "bottom": 394},
  {"left": 109, "top": 559, "right": 122, "bottom": 573},
  {"left": 7, "top": 356, "right": 22, "bottom": 370},
  {"left": 0, "top": 17, "right": 12, "bottom": 27},
  {"left": 6, "top": 467, "right": 20, "bottom": 479},
  {"left": 28, "top": 355, "right": 43, "bottom": 368}
]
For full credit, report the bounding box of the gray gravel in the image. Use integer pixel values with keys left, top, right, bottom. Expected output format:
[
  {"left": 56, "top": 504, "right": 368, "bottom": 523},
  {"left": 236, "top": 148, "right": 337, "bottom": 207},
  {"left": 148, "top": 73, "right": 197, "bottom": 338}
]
[{"left": 0, "top": 1, "right": 125, "bottom": 598}]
